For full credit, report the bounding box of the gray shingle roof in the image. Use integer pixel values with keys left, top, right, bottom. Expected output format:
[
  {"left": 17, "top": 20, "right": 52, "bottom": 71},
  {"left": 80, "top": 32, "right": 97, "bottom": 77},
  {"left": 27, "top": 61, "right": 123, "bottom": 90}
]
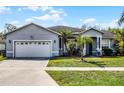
[
  {"left": 4, "top": 23, "right": 115, "bottom": 39},
  {"left": 48, "top": 26, "right": 115, "bottom": 39},
  {"left": 101, "top": 30, "right": 115, "bottom": 38},
  {"left": 47, "top": 26, "right": 82, "bottom": 35}
]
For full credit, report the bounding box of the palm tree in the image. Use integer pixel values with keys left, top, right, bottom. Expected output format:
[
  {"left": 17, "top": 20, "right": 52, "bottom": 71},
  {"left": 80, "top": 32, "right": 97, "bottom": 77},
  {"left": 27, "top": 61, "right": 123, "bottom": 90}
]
[
  {"left": 67, "top": 41, "right": 76, "bottom": 56},
  {"left": 59, "top": 28, "right": 72, "bottom": 54},
  {"left": 76, "top": 35, "right": 93, "bottom": 61},
  {"left": 118, "top": 12, "right": 124, "bottom": 26}
]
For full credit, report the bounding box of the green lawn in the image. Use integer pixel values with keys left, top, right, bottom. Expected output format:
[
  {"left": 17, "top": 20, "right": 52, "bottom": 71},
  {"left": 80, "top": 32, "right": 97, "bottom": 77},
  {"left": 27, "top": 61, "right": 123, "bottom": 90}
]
[
  {"left": 0, "top": 56, "right": 6, "bottom": 61},
  {"left": 48, "top": 56, "right": 124, "bottom": 67},
  {"left": 47, "top": 71, "right": 124, "bottom": 86}
]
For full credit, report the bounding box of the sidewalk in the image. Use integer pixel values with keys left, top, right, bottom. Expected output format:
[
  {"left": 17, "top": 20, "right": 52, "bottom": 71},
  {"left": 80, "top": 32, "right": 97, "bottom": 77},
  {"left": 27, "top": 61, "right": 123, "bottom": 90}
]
[{"left": 46, "top": 67, "right": 124, "bottom": 71}]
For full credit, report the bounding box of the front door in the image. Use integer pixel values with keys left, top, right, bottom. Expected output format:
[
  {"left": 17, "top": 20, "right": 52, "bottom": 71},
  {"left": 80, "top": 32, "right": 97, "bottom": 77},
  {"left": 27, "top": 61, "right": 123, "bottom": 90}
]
[{"left": 89, "top": 43, "right": 92, "bottom": 56}]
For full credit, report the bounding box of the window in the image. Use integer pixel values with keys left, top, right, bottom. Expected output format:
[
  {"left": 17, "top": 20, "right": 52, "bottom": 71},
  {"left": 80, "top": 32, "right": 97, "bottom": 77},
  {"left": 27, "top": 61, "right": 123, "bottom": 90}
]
[
  {"left": 102, "top": 39, "right": 109, "bottom": 48},
  {"left": 17, "top": 42, "right": 19, "bottom": 45},
  {"left": 38, "top": 42, "right": 41, "bottom": 44},
  {"left": 43, "top": 42, "right": 45, "bottom": 45},
  {"left": 25, "top": 42, "right": 28, "bottom": 45},
  {"left": 29, "top": 42, "right": 32, "bottom": 44},
  {"left": 54, "top": 40, "right": 56, "bottom": 43},
  {"left": 21, "top": 42, "right": 24, "bottom": 45}
]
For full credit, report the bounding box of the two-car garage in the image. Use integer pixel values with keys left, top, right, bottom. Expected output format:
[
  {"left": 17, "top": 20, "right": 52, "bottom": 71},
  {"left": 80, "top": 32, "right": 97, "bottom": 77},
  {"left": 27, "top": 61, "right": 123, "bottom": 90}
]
[
  {"left": 5, "top": 23, "right": 60, "bottom": 58},
  {"left": 14, "top": 41, "right": 51, "bottom": 58}
]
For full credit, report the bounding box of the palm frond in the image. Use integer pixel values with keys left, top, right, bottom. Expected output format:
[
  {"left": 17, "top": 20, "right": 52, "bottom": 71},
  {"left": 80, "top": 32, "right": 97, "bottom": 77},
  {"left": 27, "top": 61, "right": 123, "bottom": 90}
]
[
  {"left": 76, "top": 35, "right": 93, "bottom": 47},
  {"left": 118, "top": 12, "right": 124, "bottom": 26}
]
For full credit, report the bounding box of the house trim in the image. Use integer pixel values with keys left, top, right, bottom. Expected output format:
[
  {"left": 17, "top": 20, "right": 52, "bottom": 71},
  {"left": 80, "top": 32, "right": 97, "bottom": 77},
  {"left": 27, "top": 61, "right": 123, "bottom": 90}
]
[
  {"left": 52, "top": 51, "right": 59, "bottom": 53},
  {"left": 82, "top": 28, "right": 104, "bottom": 34},
  {"left": 6, "top": 51, "right": 13, "bottom": 53}
]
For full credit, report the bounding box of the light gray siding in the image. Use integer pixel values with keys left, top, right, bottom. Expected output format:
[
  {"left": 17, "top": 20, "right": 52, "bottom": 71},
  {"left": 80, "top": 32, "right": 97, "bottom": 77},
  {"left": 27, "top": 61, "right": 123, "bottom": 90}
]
[
  {"left": 6, "top": 24, "right": 59, "bottom": 57},
  {"left": 83, "top": 30, "right": 102, "bottom": 37}
]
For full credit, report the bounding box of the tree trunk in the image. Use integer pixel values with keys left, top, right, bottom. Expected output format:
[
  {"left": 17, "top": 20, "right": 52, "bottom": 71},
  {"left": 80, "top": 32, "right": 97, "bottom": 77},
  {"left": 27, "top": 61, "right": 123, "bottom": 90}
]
[
  {"left": 80, "top": 47, "right": 84, "bottom": 62},
  {"left": 65, "top": 42, "right": 68, "bottom": 53}
]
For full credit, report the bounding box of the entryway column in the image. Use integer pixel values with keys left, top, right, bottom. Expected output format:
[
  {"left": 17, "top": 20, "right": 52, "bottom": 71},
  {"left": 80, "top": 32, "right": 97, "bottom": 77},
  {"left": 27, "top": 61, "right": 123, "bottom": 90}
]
[
  {"left": 96, "top": 36, "right": 102, "bottom": 56},
  {"left": 96, "top": 36, "right": 99, "bottom": 51},
  {"left": 99, "top": 36, "right": 102, "bottom": 55},
  {"left": 83, "top": 43, "right": 86, "bottom": 56},
  {"left": 109, "top": 39, "right": 111, "bottom": 48}
]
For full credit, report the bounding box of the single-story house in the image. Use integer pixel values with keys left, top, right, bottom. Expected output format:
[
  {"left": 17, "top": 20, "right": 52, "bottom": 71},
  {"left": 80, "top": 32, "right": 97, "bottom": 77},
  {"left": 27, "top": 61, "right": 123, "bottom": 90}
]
[
  {"left": 0, "top": 34, "right": 5, "bottom": 51},
  {"left": 4, "top": 23, "right": 115, "bottom": 58}
]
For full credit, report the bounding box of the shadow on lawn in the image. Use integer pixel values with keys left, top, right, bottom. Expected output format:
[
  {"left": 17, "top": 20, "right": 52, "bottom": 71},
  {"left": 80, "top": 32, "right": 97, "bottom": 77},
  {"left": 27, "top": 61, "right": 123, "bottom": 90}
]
[{"left": 83, "top": 60, "right": 106, "bottom": 67}]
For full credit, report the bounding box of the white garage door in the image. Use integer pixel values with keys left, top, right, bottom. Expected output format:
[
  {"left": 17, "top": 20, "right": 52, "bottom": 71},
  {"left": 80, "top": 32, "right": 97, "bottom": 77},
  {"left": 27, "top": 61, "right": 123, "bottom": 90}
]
[{"left": 15, "top": 41, "right": 51, "bottom": 57}]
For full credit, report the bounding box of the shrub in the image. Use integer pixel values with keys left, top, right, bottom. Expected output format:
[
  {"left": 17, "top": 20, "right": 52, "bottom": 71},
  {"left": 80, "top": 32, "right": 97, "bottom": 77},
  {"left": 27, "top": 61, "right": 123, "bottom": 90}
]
[{"left": 102, "top": 48, "right": 113, "bottom": 56}]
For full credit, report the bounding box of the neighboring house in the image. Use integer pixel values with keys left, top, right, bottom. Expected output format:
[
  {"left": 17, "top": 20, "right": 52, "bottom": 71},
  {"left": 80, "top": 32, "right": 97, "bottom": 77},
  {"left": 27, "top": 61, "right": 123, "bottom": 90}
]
[
  {"left": 0, "top": 35, "right": 5, "bottom": 51},
  {"left": 5, "top": 23, "right": 115, "bottom": 58}
]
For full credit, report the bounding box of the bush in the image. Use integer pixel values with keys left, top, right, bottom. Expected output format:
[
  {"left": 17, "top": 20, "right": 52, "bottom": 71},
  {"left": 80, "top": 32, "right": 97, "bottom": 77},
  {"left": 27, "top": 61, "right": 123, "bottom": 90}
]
[
  {"left": 0, "top": 50, "right": 6, "bottom": 57},
  {"left": 102, "top": 48, "right": 113, "bottom": 56}
]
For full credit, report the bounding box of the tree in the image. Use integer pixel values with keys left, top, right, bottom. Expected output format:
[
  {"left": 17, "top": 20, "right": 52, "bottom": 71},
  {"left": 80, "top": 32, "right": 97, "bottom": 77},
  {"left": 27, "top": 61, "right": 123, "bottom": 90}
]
[
  {"left": 109, "top": 28, "right": 124, "bottom": 55},
  {"left": 81, "top": 24, "right": 87, "bottom": 30},
  {"left": 4, "top": 24, "right": 17, "bottom": 33},
  {"left": 58, "top": 28, "right": 72, "bottom": 54},
  {"left": 118, "top": 12, "right": 124, "bottom": 26},
  {"left": 67, "top": 41, "right": 76, "bottom": 56},
  {"left": 76, "top": 35, "right": 93, "bottom": 61}
]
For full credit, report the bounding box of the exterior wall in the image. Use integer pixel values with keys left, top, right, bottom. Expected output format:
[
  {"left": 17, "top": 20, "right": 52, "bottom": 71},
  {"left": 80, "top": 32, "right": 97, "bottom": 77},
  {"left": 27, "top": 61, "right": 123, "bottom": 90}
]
[
  {"left": 6, "top": 24, "right": 59, "bottom": 57},
  {"left": 83, "top": 30, "right": 102, "bottom": 37}
]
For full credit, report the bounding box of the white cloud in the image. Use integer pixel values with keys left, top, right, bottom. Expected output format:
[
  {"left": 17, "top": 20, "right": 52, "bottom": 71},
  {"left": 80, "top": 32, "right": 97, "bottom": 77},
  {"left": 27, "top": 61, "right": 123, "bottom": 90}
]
[
  {"left": 49, "top": 8, "right": 67, "bottom": 16},
  {"left": 10, "top": 20, "right": 20, "bottom": 25},
  {"left": 100, "top": 19, "right": 119, "bottom": 29},
  {"left": 80, "top": 18, "right": 119, "bottom": 29},
  {"left": 33, "top": 13, "right": 62, "bottom": 21},
  {"left": 23, "top": 6, "right": 67, "bottom": 16},
  {"left": 22, "top": 6, "right": 53, "bottom": 12},
  {"left": 24, "top": 6, "right": 66, "bottom": 22},
  {"left": 26, "top": 6, "right": 41, "bottom": 11},
  {"left": 33, "top": 14, "right": 51, "bottom": 20},
  {"left": 82, "top": 18, "right": 96, "bottom": 24},
  {"left": 40, "top": 6, "right": 53, "bottom": 12},
  {"left": 25, "top": 18, "right": 34, "bottom": 22},
  {"left": 0, "top": 6, "right": 11, "bottom": 14}
]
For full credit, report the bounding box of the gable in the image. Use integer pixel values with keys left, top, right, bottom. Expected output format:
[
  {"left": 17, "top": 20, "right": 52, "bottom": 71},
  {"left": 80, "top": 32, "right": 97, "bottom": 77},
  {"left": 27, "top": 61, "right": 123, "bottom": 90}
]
[
  {"left": 6, "top": 24, "right": 60, "bottom": 40},
  {"left": 5, "top": 23, "right": 60, "bottom": 36},
  {"left": 82, "top": 29, "right": 103, "bottom": 37}
]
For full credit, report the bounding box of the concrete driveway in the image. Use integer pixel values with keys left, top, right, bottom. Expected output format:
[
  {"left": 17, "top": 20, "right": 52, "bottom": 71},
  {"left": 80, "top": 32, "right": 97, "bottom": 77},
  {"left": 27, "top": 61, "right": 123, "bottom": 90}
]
[{"left": 0, "top": 59, "right": 58, "bottom": 86}]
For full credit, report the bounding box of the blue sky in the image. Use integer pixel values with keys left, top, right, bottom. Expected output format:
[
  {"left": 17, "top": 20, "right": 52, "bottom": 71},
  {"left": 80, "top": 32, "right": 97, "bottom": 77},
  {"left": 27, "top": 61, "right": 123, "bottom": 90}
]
[{"left": 0, "top": 6, "right": 124, "bottom": 31}]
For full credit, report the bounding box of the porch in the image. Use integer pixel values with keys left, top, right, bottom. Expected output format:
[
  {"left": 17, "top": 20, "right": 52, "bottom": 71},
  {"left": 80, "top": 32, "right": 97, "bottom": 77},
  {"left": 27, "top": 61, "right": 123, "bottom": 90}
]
[{"left": 83, "top": 36, "right": 102, "bottom": 56}]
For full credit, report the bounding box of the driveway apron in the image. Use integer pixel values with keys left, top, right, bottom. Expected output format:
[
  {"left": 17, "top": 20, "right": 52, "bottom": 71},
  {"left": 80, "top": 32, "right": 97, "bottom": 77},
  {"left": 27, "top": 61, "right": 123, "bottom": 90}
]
[{"left": 0, "top": 59, "right": 58, "bottom": 86}]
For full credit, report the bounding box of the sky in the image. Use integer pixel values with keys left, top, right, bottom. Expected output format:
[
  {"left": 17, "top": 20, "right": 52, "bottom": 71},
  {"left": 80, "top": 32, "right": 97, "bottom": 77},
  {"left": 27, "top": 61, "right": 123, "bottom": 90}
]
[{"left": 0, "top": 6, "right": 124, "bottom": 32}]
